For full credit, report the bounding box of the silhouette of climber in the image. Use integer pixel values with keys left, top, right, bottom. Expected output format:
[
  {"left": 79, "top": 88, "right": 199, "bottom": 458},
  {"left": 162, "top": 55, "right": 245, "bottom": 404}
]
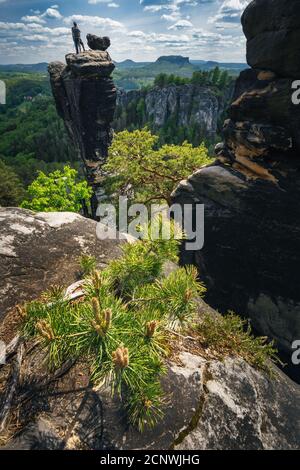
[{"left": 72, "top": 22, "right": 85, "bottom": 54}]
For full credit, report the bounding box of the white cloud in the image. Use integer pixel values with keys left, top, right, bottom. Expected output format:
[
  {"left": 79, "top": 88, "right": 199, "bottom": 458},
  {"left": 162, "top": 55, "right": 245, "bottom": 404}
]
[
  {"left": 22, "top": 6, "right": 63, "bottom": 25},
  {"left": 168, "top": 19, "right": 194, "bottom": 30},
  {"left": 88, "top": 0, "right": 120, "bottom": 6},
  {"left": 209, "top": 0, "right": 250, "bottom": 26},
  {"left": 42, "top": 7, "right": 63, "bottom": 20},
  {"left": 21, "top": 15, "right": 47, "bottom": 25},
  {"left": 63, "top": 15, "right": 125, "bottom": 31}
]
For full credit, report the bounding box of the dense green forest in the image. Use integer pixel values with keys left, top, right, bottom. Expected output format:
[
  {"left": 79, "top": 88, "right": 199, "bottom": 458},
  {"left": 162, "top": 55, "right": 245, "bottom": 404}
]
[
  {"left": 0, "top": 72, "right": 78, "bottom": 206},
  {"left": 153, "top": 67, "right": 231, "bottom": 88}
]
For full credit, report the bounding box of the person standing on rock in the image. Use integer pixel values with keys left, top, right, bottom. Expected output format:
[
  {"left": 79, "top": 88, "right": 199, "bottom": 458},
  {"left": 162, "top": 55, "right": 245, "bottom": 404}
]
[{"left": 72, "top": 22, "right": 85, "bottom": 54}]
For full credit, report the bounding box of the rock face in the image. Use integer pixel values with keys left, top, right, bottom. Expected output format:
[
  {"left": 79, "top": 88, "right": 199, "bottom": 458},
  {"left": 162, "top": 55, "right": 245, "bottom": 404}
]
[
  {"left": 242, "top": 0, "right": 300, "bottom": 78},
  {"left": 116, "top": 84, "right": 232, "bottom": 141},
  {"left": 1, "top": 208, "right": 299, "bottom": 450},
  {"left": 3, "top": 352, "right": 300, "bottom": 450},
  {"left": 86, "top": 34, "right": 111, "bottom": 51},
  {"left": 172, "top": 0, "right": 300, "bottom": 353},
  {"left": 48, "top": 41, "right": 117, "bottom": 216},
  {"left": 0, "top": 208, "right": 122, "bottom": 329}
]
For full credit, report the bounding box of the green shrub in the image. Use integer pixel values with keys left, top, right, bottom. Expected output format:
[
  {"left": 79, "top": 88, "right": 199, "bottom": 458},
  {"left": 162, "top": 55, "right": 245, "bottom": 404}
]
[
  {"left": 20, "top": 236, "right": 279, "bottom": 431},
  {"left": 79, "top": 254, "right": 97, "bottom": 277},
  {"left": 21, "top": 165, "right": 92, "bottom": 212},
  {"left": 104, "top": 128, "right": 213, "bottom": 206},
  {"left": 195, "top": 312, "right": 279, "bottom": 375}
]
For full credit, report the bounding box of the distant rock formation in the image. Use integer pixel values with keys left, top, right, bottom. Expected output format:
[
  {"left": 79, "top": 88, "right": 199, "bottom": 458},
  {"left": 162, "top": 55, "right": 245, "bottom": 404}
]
[
  {"left": 116, "top": 83, "right": 232, "bottom": 142},
  {"left": 172, "top": 0, "right": 300, "bottom": 353},
  {"left": 156, "top": 55, "right": 191, "bottom": 67},
  {"left": 48, "top": 38, "right": 117, "bottom": 217}
]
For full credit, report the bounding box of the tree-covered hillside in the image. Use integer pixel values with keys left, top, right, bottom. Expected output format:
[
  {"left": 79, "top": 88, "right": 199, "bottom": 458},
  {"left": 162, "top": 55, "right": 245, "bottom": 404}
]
[
  {"left": 115, "top": 68, "right": 233, "bottom": 150},
  {"left": 0, "top": 66, "right": 232, "bottom": 206},
  {"left": 0, "top": 72, "right": 78, "bottom": 203}
]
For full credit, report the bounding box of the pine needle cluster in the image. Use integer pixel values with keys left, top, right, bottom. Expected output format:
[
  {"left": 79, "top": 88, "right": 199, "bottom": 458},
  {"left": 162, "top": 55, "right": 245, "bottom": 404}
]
[
  {"left": 20, "top": 229, "right": 200, "bottom": 431},
  {"left": 19, "top": 225, "right": 279, "bottom": 431}
]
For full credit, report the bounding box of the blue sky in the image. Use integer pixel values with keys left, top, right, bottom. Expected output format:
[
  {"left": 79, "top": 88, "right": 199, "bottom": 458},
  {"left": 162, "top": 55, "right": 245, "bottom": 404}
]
[{"left": 0, "top": 1, "right": 251, "bottom": 64}]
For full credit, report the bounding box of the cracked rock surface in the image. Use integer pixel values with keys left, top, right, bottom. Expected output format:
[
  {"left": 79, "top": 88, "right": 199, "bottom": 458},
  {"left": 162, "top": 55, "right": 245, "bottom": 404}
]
[
  {"left": 3, "top": 352, "right": 300, "bottom": 450},
  {"left": 48, "top": 46, "right": 117, "bottom": 214},
  {"left": 0, "top": 208, "right": 299, "bottom": 450}
]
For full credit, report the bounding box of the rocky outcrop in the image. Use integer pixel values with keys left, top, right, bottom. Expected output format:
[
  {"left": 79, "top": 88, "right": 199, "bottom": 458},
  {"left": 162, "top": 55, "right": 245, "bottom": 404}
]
[
  {"left": 0, "top": 208, "right": 299, "bottom": 450},
  {"left": 156, "top": 55, "right": 190, "bottom": 66},
  {"left": 3, "top": 351, "right": 300, "bottom": 450},
  {"left": 116, "top": 84, "right": 232, "bottom": 141},
  {"left": 242, "top": 0, "right": 300, "bottom": 78},
  {"left": 87, "top": 34, "right": 111, "bottom": 51},
  {"left": 48, "top": 39, "right": 117, "bottom": 216},
  {"left": 172, "top": 0, "right": 300, "bottom": 354}
]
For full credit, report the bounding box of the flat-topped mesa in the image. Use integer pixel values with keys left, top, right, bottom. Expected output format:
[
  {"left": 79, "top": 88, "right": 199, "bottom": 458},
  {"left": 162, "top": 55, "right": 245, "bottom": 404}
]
[
  {"left": 48, "top": 36, "right": 117, "bottom": 217},
  {"left": 86, "top": 34, "right": 111, "bottom": 51}
]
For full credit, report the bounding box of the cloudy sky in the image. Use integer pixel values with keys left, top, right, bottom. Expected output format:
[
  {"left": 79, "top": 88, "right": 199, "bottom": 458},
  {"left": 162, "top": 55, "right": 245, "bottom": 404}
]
[{"left": 0, "top": 0, "right": 251, "bottom": 64}]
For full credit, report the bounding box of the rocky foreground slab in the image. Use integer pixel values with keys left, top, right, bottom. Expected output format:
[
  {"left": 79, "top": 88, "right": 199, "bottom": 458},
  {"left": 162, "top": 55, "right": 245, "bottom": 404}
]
[
  {"left": 0, "top": 209, "right": 299, "bottom": 450},
  {"left": 173, "top": 0, "right": 300, "bottom": 354}
]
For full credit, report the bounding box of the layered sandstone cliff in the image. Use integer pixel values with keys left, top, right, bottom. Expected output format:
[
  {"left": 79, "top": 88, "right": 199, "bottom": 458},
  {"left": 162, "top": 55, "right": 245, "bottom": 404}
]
[
  {"left": 48, "top": 37, "right": 117, "bottom": 216},
  {"left": 172, "top": 0, "right": 300, "bottom": 353},
  {"left": 116, "top": 84, "right": 231, "bottom": 142}
]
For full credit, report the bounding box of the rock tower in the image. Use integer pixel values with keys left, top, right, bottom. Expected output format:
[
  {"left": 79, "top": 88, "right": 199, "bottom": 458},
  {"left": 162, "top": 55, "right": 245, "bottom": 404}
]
[
  {"left": 48, "top": 36, "right": 117, "bottom": 217},
  {"left": 172, "top": 0, "right": 300, "bottom": 353}
]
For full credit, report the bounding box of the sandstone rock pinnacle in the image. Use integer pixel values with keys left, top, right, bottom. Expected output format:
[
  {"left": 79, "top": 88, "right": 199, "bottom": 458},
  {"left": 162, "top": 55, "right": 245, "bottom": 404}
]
[{"left": 48, "top": 37, "right": 117, "bottom": 217}]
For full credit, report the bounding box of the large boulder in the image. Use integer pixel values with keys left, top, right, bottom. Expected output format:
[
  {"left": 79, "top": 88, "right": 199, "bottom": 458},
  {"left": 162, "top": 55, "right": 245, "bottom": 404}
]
[
  {"left": 65, "top": 51, "right": 115, "bottom": 77},
  {"left": 242, "top": 0, "right": 300, "bottom": 78},
  {"left": 0, "top": 208, "right": 122, "bottom": 338},
  {"left": 86, "top": 34, "right": 111, "bottom": 51}
]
